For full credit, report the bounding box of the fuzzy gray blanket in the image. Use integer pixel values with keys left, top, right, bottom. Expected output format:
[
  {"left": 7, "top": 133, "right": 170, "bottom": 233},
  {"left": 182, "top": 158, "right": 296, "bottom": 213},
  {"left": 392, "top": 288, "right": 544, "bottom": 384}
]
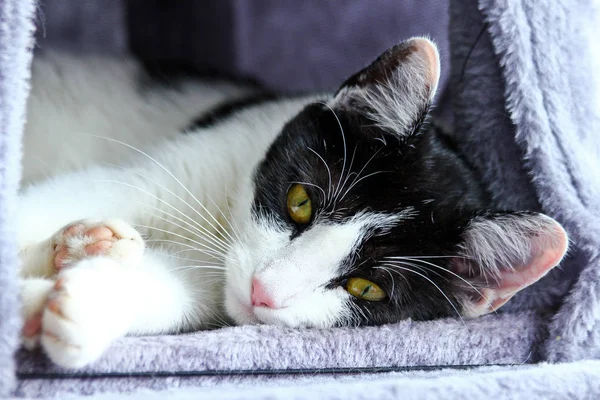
[{"left": 2, "top": 0, "right": 599, "bottom": 398}]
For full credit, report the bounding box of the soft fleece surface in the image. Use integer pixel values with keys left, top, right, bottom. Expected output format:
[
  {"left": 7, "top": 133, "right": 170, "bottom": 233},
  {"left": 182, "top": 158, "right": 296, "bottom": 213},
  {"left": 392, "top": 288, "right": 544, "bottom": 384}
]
[
  {"left": 0, "top": 0, "right": 36, "bottom": 396},
  {"left": 1, "top": 0, "right": 600, "bottom": 398},
  {"left": 18, "top": 360, "right": 600, "bottom": 400}
]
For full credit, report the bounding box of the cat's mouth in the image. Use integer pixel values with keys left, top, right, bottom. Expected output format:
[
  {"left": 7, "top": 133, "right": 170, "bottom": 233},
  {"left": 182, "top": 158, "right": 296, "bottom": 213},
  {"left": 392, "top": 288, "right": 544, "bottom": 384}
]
[{"left": 226, "top": 289, "right": 306, "bottom": 327}]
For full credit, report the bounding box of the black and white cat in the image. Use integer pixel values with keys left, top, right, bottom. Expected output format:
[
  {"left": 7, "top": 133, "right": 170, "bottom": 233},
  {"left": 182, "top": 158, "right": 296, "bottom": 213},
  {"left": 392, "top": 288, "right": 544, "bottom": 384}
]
[{"left": 19, "top": 38, "right": 568, "bottom": 369}]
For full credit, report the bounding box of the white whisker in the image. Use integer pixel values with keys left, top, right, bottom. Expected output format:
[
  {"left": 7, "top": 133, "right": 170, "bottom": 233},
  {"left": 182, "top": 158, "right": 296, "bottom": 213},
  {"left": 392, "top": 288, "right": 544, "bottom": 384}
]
[
  {"left": 141, "top": 210, "right": 230, "bottom": 254},
  {"left": 95, "top": 179, "right": 232, "bottom": 252},
  {"left": 339, "top": 170, "right": 389, "bottom": 203},
  {"left": 382, "top": 263, "right": 466, "bottom": 326},
  {"left": 388, "top": 256, "right": 492, "bottom": 312},
  {"left": 169, "top": 264, "right": 227, "bottom": 273},
  {"left": 373, "top": 266, "right": 397, "bottom": 302},
  {"left": 137, "top": 225, "right": 230, "bottom": 261},
  {"left": 386, "top": 260, "right": 449, "bottom": 282},
  {"left": 339, "top": 146, "right": 384, "bottom": 202},
  {"left": 319, "top": 101, "right": 347, "bottom": 201},
  {"left": 90, "top": 135, "right": 237, "bottom": 244},
  {"left": 333, "top": 144, "right": 358, "bottom": 206},
  {"left": 307, "top": 147, "right": 333, "bottom": 201}
]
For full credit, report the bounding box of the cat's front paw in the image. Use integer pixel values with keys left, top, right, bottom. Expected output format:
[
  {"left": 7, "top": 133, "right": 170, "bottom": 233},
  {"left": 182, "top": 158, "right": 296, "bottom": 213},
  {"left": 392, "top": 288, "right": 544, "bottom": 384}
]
[
  {"left": 52, "top": 219, "right": 145, "bottom": 271},
  {"left": 38, "top": 258, "right": 131, "bottom": 368}
]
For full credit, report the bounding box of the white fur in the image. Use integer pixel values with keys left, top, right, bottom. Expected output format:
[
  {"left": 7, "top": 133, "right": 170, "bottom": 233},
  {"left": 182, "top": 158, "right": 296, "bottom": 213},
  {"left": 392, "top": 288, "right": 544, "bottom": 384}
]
[
  {"left": 19, "top": 51, "right": 325, "bottom": 368},
  {"left": 23, "top": 51, "right": 253, "bottom": 183},
  {"left": 225, "top": 212, "right": 400, "bottom": 328}
]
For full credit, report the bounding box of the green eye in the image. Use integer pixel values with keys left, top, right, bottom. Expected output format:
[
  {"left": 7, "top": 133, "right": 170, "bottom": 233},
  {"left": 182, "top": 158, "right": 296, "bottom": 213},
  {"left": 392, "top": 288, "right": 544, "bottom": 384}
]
[
  {"left": 286, "top": 184, "right": 312, "bottom": 224},
  {"left": 345, "top": 277, "right": 387, "bottom": 301}
]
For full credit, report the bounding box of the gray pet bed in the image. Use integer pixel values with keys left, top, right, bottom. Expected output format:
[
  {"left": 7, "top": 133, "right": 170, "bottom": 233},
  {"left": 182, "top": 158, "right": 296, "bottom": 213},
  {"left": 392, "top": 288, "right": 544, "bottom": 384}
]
[{"left": 1, "top": 0, "right": 599, "bottom": 398}]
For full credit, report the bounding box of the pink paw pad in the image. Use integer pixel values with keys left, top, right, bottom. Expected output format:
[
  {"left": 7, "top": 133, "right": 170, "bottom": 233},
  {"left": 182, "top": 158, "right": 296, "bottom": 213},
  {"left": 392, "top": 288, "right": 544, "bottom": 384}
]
[{"left": 53, "top": 225, "right": 117, "bottom": 270}]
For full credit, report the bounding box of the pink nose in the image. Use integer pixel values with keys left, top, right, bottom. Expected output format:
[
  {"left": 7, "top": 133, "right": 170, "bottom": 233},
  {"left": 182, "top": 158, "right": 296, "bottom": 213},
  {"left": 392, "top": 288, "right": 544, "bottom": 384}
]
[{"left": 251, "top": 278, "right": 276, "bottom": 308}]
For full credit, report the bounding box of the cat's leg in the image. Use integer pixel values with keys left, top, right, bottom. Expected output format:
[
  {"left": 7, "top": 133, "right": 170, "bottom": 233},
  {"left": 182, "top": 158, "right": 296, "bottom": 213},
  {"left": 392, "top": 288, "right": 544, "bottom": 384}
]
[
  {"left": 19, "top": 218, "right": 145, "bottom": 351},
  {"left": 38, "top": 253, "right": 198, "bottom": 369},
  {"left": 21, "top": 219, "right": 214, "bottom": 368}
]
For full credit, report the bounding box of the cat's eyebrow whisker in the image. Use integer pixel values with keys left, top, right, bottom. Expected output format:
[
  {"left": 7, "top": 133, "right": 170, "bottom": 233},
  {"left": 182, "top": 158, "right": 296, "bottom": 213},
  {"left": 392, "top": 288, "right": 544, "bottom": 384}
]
[
  {"left": 338, "top": 146, "right": 385, "bottom": 203},
  {"left": 381, "top": 262, "right": 466, "bottom": 326},
  {"left": 339, "top": 170, "right": 390, "bottom": 203},
  {"left": 90, "top": 135, "right": 237, "bottom": 245},
  {"left": 95, "top": 178, "right": 232, "bottom": 252},
  {"left": 333, "top": 144, "right": 359, "bottom": 207},
  {"left": 319, "top": 101, "right": 347, "bottom": 203},
  {"left": 389, "top": 256, "right": 493, "bottom": 312},
  {"left": 307, "top": 147, "right": 333, "bottom": 202}
]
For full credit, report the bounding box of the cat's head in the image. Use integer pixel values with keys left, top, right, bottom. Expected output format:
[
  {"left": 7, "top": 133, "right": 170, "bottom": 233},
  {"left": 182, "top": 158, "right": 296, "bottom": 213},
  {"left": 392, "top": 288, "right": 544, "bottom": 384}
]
[{"left": 224, "top": 37, "right": 569, "bottom": 328}]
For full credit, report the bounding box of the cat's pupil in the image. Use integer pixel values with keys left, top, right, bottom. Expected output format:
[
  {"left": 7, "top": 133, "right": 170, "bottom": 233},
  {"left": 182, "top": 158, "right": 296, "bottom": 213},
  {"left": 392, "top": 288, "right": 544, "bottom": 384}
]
[
  {"left": 297, "top": 199, "right": 308, "bottom": 207},
  {"left": 361, "top": 285, "right": 372, "bottom": 297}
]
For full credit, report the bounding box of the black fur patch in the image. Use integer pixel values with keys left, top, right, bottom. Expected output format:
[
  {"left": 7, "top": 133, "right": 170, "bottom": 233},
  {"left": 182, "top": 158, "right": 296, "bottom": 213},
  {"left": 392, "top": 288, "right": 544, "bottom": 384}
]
[
  {"left": 184, "top": 92, "right": 279, "bottom": 132},
  {"left": 252, "top": 100, "right": 497, "bottom": 325}
]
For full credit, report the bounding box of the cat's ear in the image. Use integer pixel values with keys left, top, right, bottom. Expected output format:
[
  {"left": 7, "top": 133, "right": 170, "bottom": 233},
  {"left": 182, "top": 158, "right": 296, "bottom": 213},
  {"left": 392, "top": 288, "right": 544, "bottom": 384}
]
[
  {"left": 452, "top": 213, "right": 569, "bottom": 318},
  {"left": 330, "top": 37, "right": 440, "bottom": 136}
]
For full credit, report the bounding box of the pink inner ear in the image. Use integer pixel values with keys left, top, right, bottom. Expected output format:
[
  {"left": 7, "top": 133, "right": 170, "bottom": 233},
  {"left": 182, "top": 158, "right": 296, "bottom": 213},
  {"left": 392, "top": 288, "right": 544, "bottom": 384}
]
[
  {"left": 496, "top": 224, "right": 569, "bottom": 290},
  {"left": 465, "top": 222, "right": 569, "bottom": 318},
  {"left": 409, "top": 38, "right": 441, "bottom": 99}
]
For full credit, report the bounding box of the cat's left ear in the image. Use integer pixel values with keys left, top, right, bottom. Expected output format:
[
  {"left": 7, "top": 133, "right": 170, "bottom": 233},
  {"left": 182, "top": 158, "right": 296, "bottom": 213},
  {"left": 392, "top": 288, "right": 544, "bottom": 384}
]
[
  {"left": 452, "top": 212, "right": 569, "bottom": 318},
  {"left": 330, "top": 37, "right": 440, "bottom": 136}
]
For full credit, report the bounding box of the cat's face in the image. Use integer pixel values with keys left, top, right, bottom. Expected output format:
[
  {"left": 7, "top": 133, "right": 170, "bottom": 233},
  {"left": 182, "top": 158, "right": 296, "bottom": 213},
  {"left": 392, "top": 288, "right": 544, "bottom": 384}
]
[{"left": 224, "top": 38, "right": 568, "bottom": 328}]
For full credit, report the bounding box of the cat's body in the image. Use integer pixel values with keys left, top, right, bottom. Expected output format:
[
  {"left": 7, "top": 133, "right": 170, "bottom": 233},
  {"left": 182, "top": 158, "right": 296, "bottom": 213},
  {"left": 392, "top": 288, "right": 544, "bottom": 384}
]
[{"left": 19, "top": 39, "right": 569, "bottom": 369}]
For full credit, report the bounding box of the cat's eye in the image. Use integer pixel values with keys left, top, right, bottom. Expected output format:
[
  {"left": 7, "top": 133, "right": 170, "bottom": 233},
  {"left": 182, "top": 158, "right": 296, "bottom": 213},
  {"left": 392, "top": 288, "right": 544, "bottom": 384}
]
[
  {"left": 286, "top": 184, "right": 312, "bottom": 224},
  {"left": 345, "top": 277, "right": 387, "bottom": 301}
]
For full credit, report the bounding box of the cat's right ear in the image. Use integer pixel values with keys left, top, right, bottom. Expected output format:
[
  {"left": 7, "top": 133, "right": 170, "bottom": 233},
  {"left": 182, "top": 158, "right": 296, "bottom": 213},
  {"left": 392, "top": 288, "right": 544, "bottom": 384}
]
[
  {"left": 451, "top": 212, "right": 569, "bottom": 318},
  {"left": 330, "top": 37, "right": 440, "bottom": 137}
]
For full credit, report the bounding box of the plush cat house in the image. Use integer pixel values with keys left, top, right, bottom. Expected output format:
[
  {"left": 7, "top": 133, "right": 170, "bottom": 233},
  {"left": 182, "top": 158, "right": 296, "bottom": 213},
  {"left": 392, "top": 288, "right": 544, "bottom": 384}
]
[{"left": 2, "top": 0, "right": 600, "bottom": 398}]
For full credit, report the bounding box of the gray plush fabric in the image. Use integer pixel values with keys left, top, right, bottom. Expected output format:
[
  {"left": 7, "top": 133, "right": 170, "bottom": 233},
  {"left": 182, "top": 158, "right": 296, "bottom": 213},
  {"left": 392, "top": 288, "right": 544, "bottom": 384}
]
[
  {"left": 35, "top": 0, "right": 127, "bottom": 55},
  {"left": 16, "top": 361, "right": 600, "bottom": 400},
  {"left": 0, "top": 0, "right": 36, "bottom": 396},
  {"left": 451, "top": 0, "right": 600, "bottom": 361},
  {"left": 15, "top": 311, "right": 544, "bottom": 381},
  {"left": 1, "top": 0, "right": 599, "bottom": 398},
  {"left": 126, "top": 0, "right": 450, "bottom": 93}
]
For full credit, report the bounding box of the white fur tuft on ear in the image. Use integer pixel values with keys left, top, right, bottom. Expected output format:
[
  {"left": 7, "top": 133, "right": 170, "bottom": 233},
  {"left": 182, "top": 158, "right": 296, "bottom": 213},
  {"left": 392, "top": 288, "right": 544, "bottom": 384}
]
[
  {"left": 455, "top": 213, "right": 569, "bottom": 318},
  {"left": 330, "top": 37, "right": 441, "bottom": 136}
]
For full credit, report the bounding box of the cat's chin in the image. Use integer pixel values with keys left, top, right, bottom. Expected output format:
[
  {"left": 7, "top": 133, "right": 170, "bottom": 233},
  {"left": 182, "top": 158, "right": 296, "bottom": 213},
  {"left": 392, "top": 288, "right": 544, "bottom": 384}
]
[
  {"left": 224, "top": 298, "right": 295, "bottom": 327},
  {"left": 225, "top": 293, "right": 309, "bottom": 328}
]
